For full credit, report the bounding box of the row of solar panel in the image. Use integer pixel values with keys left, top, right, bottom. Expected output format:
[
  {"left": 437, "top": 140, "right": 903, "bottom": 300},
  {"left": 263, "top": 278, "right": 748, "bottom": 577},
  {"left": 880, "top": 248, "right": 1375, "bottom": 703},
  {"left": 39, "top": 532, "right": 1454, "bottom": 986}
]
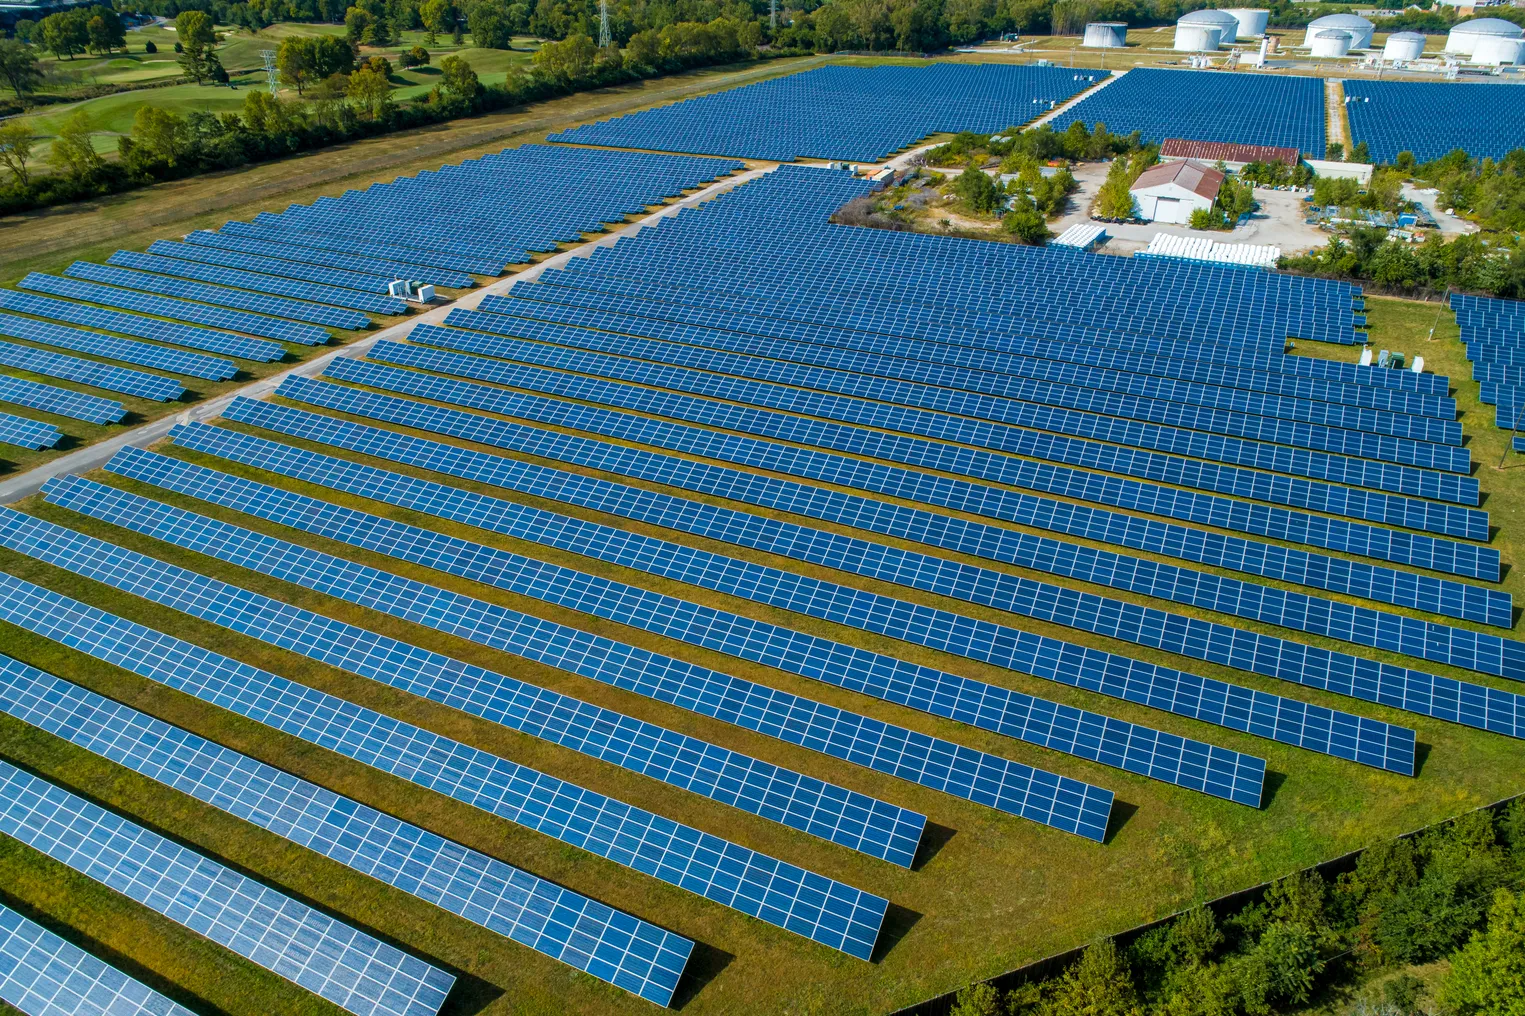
[
  {"left": 0, "top": 374, "right": 124, "bottom": 425},
  {"left": 109, "top": 249, "right": 409, "bottom": 316},
  {"left": 0, "top": 334, "right": 185, "bottom": 401},
  {"left": 0, "top": 656, "right": 694, "bottom": 1007},
  {"left": 1345, "top": 79, "right": 1525, "bottom": 163},
  {"left": 66, "top": 261, "right": 370, "bottom": 331}
]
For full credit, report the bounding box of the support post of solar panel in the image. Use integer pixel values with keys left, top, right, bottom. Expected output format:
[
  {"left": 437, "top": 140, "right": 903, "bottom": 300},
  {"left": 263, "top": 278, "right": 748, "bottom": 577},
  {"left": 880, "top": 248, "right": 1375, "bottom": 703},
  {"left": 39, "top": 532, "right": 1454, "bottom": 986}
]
[
  {"left": 599, "top": 0, "right": 611, "bottom": 47},
  {"left": 261, "top": 49, "right": 279, "bottom": 95}
]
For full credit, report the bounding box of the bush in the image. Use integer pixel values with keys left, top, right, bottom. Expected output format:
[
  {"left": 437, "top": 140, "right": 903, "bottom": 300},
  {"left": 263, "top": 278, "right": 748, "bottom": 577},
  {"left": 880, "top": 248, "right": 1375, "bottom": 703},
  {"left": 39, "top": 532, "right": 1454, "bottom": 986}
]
[
  {"left": 144, "top": 40, "right": 157, "bottom": 53},
  {"left": 399, "top": 45, "right": 430, "bottom": 68},
  {"left": 954, "top": 165, "right": 1000, "bottom": 215}
]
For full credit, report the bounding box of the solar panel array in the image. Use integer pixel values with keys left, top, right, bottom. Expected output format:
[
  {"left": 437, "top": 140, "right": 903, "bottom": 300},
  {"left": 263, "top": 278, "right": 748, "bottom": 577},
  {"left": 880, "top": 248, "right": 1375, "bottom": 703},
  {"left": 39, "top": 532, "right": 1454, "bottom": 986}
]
[
  {"left": 1345, "top": 79, "right": 1525, "bottom": 163},
  {"left": 1048, "top": 68, "right": 1326, "bottom": 155},
  {"left": 0, "top": 289, "right": 284, "bottom": 362},
  {"left": 0, "top": 901, "right": 199, "bottom": 1016},
  {"left": 111, "top": 249, "right": 408, "bottom": 316},
  {"left": 0, "top": 374, "right": 124, "bottom": 425},
  {"left": 549, "top": 64, "right": 1105, "bottom": 162},
  {"left": 66, "top": 261, "right": 370, "bottom": 331},
  {"left": 0, "top": 312, "right": 237, "bottom": 381},
  {"left": 0, "top": 654, "right": 696, "bottom": 1007},
  {"left": 1455, "top": 293, "right": 1525, "bottom": 447},
  {"left": 0, "top": 336, "right": 185, "bottom": 402},
  {"left": 0, "top": 758, "right": 456, "bottom": 1016},
  {"left": 0, "top": 409, "right": 61, "bottom": 450}
]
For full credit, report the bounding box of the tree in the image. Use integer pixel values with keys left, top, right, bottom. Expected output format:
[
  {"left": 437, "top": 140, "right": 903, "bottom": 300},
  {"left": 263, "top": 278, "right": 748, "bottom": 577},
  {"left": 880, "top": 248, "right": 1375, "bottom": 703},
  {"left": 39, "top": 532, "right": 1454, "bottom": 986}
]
[
  {"left": 130, "top": 105, "right": 189, "bottom": 166},
  {"left": 1094, "top": 156, "right": 1138, "bottom": 219},
  {"left": 1047, "top": 940, "right": 1143, "bottom": 1016},
  {"left": 344, "top": 5, "right": 372, "bottom": 45},
  {"left": 49, "top": 110, "right": 103, "bottom": 178},
  {"left": 1326, "top": 140, "right": 1345, "bottom": 161},
  {"left": 346, "top": 63, "right": 392, "bottom": 118},
  {"left": 1440, "top": 889, "right": 1525, "bottom": 1015},
  {"left": 533, "top": 32, "right": 595, "bottom": 82},
  {"left": 419, "top": 0, "right": 456, "bottom": 41},
  {"left": 85, "top": 6, "right": 125, "bottom": 54},
  {"left": 954, "top": 165, "right": 1000, "bottom": 214},
  {"left": 144, "top": 40, "right": 158, "bottom": 53},
  {"left": 12, "top": 18, "right": 37, "bottom": 44},
  {"left": 468, "top": 2, "right": 513, "bottom": 48},
  {"left": 0, "top": 119, "right": 37, "bottom": 187},
  {"left": 1003, "top": 194, "right": 1050, "bottom": 245},
  {"left": 175, "top": 10, "right": 218, "bottom": 83},
  {"left": 438, "top": 54, "right": 479, "bottom": 98},
  {"left": 40, "top": 10, "right": 89, "bottom": 59},
  {"left": 948, "top": 983, "right": 1002, "bottom": 1016},
  {"left": 1351, "top": 140, "right": 1371, "bottom": 164},
  {"left": 0, "top": 39, "right": 43, "bottom": 100},
  {"left": 1235, "top": 923, "right": 1320, "bottom": 1016},
  {"left": 277, "top": 36, "right": 316, "bottom": 93},
  {"left": 399, "top": 45, "right": 430, "bottom": 67}
]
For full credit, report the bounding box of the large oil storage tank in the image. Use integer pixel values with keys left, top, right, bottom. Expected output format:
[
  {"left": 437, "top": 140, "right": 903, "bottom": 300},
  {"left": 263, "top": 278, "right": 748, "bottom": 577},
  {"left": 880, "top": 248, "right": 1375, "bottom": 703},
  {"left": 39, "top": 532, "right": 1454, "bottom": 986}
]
[
  {"left": 1083, "top": 22, "right": 1128, "bottom": 47},
  {"left": 1174, "top": 21, "right": 1223, "bottom": 50},
  {"left": 1310, "top": 28, "right": 1353, "bottom": 57},
  {"left": 1223, "top": 8, "right": 1269, "bottom": 38},
  {"left": 1472, "top": 34, "right": 1524, "bottom": 64},
  {"left": 1178, "top": 8, "right": 1240, "bottom": 43},
  {"left": 1446, "top": 17, "right": 1523, "bottom": 56},
  {"left": 1302, "top": 13, "right": 1373, "bottom": 49},
  {"left": 1381, "top": 31, "right": 1427, "bottom": 61}
]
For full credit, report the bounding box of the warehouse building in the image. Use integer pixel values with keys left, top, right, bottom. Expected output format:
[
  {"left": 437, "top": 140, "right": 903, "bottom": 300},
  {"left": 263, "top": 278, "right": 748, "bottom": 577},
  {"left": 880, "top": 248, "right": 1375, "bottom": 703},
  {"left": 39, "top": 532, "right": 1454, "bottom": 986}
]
[{"left": 1128, "top": 159, "right": 1223, "bottom": 224}]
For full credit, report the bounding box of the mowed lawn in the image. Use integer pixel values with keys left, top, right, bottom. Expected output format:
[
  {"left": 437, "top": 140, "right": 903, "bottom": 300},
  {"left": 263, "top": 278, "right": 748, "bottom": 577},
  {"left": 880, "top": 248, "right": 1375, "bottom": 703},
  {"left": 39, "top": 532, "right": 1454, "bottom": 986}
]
[{"left": 0, "top": 284, "right": 1523, "bottom": 1015}]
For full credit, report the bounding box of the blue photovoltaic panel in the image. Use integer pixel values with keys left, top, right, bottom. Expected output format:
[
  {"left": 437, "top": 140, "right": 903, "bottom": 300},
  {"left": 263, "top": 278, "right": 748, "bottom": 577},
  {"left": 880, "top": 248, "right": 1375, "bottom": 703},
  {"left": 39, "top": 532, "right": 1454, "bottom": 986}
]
[
  {"left": 1, "top": 503, "right": 939, "bottom": 864},
  {"left": 279, "top": 372, "right": 1497, "bottom": 583},
  {"left": 1345, "top": 79, "right": 1525, "bottom": 163},
  {"left": 0, "top": 655, "right": 695, "bottom": 1007},
  {"left": 18, "top": 274, "right": 329, "bottom": 347},
  {"left": 0, "top": 901, "right": 199, "bottom": 1016},
  {"left": 145, "top": 240, "right": 397, "bottom": 296},
  {"left": 0, "top": 337, "right": 184, "bottom": 402},
  {"left": 188, "top": 406, "right": 1517, "bottom": 745},
  {"left": 549, "top": 65, "right": 1104, "bottom": 162},
  {"left": 336, "top": 344, "right": 1489, "bottom": 540},
  {"left": 0, "top": 759, "right": 455, "bottom": 1016},
  {"left": 182, "top": 231, "right": 476, "bottom": 290},
  {"left": 0, "top": 374, "right": 124, "bottom": 425},
  {"left": 173, "top": 409, "right": 1415, "bottom": 778},
  {"left": 66, "top": 261, "right": 369, "bottom": 331},
  {"left": 350, "top": 334, "right": 1509, "bottom": 626},
  {"left": 222, "top": 221, "right": 503, "bottom": 277},
  {"left": 110, "top": 250, "right": 408, "bottom": 316},
  {"left": 0, "top": 312, "right": 237, "bottom": 381},
  {"left": 0, "top": 572, "right": 892, "bottom": 961},
  {"left": 66, "top": 460, "right": 1212, "bottom": 815},
  {"left": 0, "top": 289, "right": 282, "bottom": 363},
  {"left": 14, "top": 489, "right": 1091, "bottom": 848},
  {"left": 0, "top": 409, "right": 61, "bottom": 450}
]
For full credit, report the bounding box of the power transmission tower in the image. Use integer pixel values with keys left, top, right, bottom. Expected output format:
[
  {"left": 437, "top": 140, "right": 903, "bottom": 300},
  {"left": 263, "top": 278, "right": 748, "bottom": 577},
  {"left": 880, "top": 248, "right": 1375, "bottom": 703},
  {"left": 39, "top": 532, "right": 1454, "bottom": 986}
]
[
  {"left": 260, "top": 49, "right": 278, "bottom": 95},
  {"left": 598, "top": 0, "right": 611, "bottom": 47},
  {"left": 769, "top": 0, "right": 777, "bottom": 30}
]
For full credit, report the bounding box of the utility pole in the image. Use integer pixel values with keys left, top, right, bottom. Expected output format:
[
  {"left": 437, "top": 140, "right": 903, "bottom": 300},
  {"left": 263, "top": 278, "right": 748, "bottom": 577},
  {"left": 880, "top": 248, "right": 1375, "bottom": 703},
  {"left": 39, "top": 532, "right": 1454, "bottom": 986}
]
[
  {"left": 770, "top": 0, "right": 777, "bottom": 30},
  {"left": 599, "top": 0, "right": 611, "bottom": 47},
  {"left": 260, "top": 49, "right": 278, "bottom": 96}
]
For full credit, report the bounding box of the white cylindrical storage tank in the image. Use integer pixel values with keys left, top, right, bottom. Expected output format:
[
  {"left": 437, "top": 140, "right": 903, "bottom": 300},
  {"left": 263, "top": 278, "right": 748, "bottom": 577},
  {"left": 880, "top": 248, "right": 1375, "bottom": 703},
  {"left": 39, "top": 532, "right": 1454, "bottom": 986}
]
[
  {"left": 1179, "top": 8, "right": 1240, "bottom": 43},
  {"left": 1473, "top": 34, "right": 1524, "bottom": 64},
  {"left": 1310, "top": 28, "right": 1353, "bottom": 58},
  {"left": 1381, "top": 31, "right": 1426, "bottom": 61},
  {"left": 1083, "top": 22, "right": 1128, "bottom": 47},
  {"left": 1303, "top": 13, "right": 1373, "bottom": 49},
  {"left": 1223, "top": 8, "right": 1268, "bottom": 38},
  {"left": 1174, "top": 22, "right": 1223, "bottom": 51},
  {"left": 1446, "top": 17, "right": 1523, "bottom": 56}
]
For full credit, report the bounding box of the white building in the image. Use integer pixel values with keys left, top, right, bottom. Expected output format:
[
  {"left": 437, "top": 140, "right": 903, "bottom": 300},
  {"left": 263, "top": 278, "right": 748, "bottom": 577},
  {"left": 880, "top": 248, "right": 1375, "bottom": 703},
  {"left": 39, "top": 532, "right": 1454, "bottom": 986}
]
[
  {"left": 1127, "top": 159, "right": 1224, "bottom": 224},
  {"left": 1446, "top": 17, "right": 1523, "bottom": 56},
  {"left": 1301, "top": 13, "right": 1374, "bottom": 49}
]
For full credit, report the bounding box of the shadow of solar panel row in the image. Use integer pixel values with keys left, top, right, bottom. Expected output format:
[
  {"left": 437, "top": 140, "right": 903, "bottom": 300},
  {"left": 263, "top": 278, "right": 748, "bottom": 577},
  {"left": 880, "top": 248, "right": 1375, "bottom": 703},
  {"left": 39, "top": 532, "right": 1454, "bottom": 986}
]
[
  {"left": 534, "top": 271, "right": 1449, "bottom": 418},
  {"left": 44, "top": 472, "right": 1110, "bottom": 843},
  {"left": 606, "top": 170, "right": 1364, "bottom": 349},
  {"left": 0, "top": 310, "right": 237, "bottom": 381},
  {"left": 280, "top": 370, "right": 1498, "bottom": 585},
  {"left": 109, "top": 250, "right": 409, "bottom": 317},
  {"left": 0, "top": 899, "right": 200, "bottom": 1016},
  {"left": 91, "top": 450, "right": 1256, "bottom": 811},
  {"left": 19, "top": 274, "right": 328, "bottom": 347},
  {"left": 309, "top": 349, "right": 1511, "bottom": 630},
  {"left": 504, "top": 280, "right": 1457, "bottom": 425},
  {"left": 3, "top": 502, "right": 933, "bottom": 865},
  {"left": 188, "top": 405, "right": 1418, "bottom": 776},
  {"left": 0, "top": 758, "right": 454, "bottom": 1016},
  {"left": 0, "top": 657, "right": 695, "bottom": 1008},
  {"left": 0, "top": 291, "right": 279, "bottom": 364},
  {"left": 550, "top": 65, "right": 1103, "bottom": 162},
  {"left": 1345, "top": 79, "right": 1525, "bottom": 163},
  {"left": 182, "top": 231, "right": 475, "bottom": 290},
  {"left": 0, "top": 410, "right": 60, "bottom": 449},
  {"left": 0, "top": 574, "right": 892, "bottom": 961},
  {"left": 66, "top": 262, "right": 370, "bottom": 331},
  {"left": 0, "top": 374, "right": 124, "bottom": 425},
  {"left": 146, "top": 240, "right": 397, "bottom": 296},
  {"left": 0, "top": 337, "right": 184, "bottom": 402},
  {"left": 1047, "top": 68, "right": 1324, "bottom": 152},
  {"left": 447, "top": 304, "right": 1466, "bottom": 471},
  {"left": 336, "top": 349, "right": 1487, "bottom": 546},
  {"left": 247, "top": 146, "right": 744, "bottom": 272}
]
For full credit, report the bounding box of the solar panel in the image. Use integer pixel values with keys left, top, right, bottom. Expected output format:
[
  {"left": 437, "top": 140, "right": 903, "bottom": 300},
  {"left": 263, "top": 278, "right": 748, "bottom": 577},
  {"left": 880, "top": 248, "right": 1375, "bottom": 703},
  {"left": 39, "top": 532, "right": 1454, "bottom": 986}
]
[
  {"left": 0, "top": 655, "right": 695, "bottom": 1007},
  {"left": 0, "top": 572, "right": 893, "bottom": 960},
  {"left": 18, "top": 274, "right": 329, "bottom": 346},
  {"left": 169, "top": 408, "right": 1416, "bottom": 776},
  {"left": 0, "top": 900, "right": 199, "bottom": 1016},
  {"left": 0, "top": 312, "right": 236, "bottom": 381},
  {"left": 66, "top": 261, "right": 369, "bottom": 331},
  {"left": 0, "top": 408, "right": 61, "bottom": 450},
  {"left": 0, "top": 337, "right": 184, "bottom": 402},
  {"left": 145, "top": 240, "right": 397, "bottom": 296},
  {"left": 181, "top": 231, "right": 477, "bottom": 290},
  {"left": 110, "top": 250, "right": 408, "bottom": 316},
  {"left": 0, "top": 374, "right": 124, "bottom": 425},
  {"left": 1345, "top": 79, "right": 1525, "bottom": 162},
  {"left": 0, "top": 290, "right": 282, "bottom": 363},
  {"left": 0, "top": 759, "right": 455, "bottom": 1016},
  {"left": 63, "top": 459, "right": 1231, "bottom": 813}
]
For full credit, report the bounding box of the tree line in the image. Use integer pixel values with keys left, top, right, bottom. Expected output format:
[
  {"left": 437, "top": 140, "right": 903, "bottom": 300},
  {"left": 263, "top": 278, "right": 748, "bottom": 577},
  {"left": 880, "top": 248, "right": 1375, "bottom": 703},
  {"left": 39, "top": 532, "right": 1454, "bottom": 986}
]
[{"left": 948, "top": 800, "right": 1525, "bottom": 1016}]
